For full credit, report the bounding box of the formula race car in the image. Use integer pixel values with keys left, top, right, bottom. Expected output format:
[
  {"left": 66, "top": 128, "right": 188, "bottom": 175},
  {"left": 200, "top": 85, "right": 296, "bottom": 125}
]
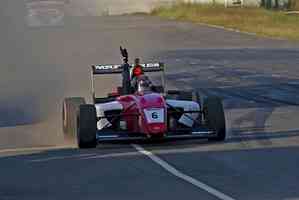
[{"left": 62, "top": 47, "right": 226, "bottom": 148}]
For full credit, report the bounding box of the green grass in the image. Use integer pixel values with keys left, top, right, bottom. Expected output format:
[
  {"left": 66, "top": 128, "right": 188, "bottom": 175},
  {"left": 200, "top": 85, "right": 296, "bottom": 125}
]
[
  {"left": 151, "top": 3, "right": 299, "bottom": 40},
  {"left": 289, "top": 0, "right": 299, "bottom": 10}
]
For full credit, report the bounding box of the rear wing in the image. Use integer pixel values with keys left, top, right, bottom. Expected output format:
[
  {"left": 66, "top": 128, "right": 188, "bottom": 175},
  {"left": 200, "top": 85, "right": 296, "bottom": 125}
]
[
  {"left": 90, "top": 62, "right": 166, "bottom": 101},
  {"left": 91, "top": 63, "right": 164, "bottom": 75}
]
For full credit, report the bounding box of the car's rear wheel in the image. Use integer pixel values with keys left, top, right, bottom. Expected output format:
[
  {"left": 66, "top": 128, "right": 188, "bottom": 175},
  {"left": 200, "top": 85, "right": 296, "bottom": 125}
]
[
  {"left": 153, "top": 85, "right": 164, "bottom": 93},
  {"left": 62, "top": 97, "right": 86, "bottom": 139},
  {"left": 77, "top": 104, "right": 97, "bottom": 149},
  {"left": 167, "top": 90, "right": 201, "bottom": 101},
  {"left": 203, "top": 97, "right": 226, "bottom": 141}
]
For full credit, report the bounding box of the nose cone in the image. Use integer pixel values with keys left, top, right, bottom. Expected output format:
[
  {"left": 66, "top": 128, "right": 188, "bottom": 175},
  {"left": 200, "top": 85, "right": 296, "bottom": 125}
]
[
  {"left": 139, "top": 93, "right": 164, "bottom": 108},
  {"left": 140, "top": 94, "right": 167, "bottom": 136},
  {"left": 147, "top": 123, "right": 167, "bottom": 136}
]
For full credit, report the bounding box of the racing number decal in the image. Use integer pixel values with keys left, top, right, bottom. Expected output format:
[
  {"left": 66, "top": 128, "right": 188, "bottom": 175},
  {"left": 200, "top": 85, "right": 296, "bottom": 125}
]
[
  {"left": 152, "top": 112, "right": 158, "bottom": 119},
  {"left": 144, "top": 109, "right": 164, "bottom": 123}
]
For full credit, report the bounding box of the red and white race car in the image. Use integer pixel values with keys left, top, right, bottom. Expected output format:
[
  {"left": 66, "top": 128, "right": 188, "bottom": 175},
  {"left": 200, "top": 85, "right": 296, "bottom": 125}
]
[{"left": 62, "top": 47, "right": 226, "bottom": 148}]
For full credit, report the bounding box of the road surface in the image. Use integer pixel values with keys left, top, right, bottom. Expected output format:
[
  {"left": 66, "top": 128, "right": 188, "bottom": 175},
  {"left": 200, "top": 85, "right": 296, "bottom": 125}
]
[{"left": 0, "top": 1, "right": 299, "bottom": 200}]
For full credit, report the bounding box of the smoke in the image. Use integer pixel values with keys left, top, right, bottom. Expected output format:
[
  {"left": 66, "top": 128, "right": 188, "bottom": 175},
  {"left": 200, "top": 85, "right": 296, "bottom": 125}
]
[
  {"left": 0, "top": 1, "right": 66, "bottom": 128},
  {"left": 0, "top": 0, "right": 160, "bottom": 128},
  {"left": 0, "top": 32, "right": 65, "bottom": 128},
  {"left": 0, "top": 0, "right": 171, "bottom": 148},
  {"left": 65, "top": 0, "right": 172, "bottom": 16}
]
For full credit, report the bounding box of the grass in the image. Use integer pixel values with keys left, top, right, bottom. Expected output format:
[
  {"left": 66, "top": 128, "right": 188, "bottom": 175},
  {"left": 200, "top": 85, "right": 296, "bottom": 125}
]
[
  {"left": 151, "top": 3, "right": 299, "bottom": 40},
  {"left": 289, "top": 0, "right": 299, "bottom": 10}
]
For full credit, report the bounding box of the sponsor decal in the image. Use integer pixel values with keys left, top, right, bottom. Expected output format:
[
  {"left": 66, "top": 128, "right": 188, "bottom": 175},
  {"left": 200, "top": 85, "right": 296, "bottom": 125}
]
[
  {"left": 94, "top": 63, "right": 161, "bottom": 70},
  {"left": 140, "top": 63, "right": 160, "bottom": 68},
  {"left": 95, "top": 65, "right": 121, "bottom": 70}
]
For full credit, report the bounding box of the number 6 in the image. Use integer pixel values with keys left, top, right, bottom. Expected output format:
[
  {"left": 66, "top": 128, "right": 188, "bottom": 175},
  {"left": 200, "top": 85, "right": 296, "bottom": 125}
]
[{"left": 152, "top": 112, "right": 158, "bottom": 119}]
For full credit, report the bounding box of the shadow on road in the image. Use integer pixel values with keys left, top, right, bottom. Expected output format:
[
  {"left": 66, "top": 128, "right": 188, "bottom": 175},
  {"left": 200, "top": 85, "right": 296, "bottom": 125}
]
[{"left": 0, "top": 127, "right": 298, "bottom": 160}]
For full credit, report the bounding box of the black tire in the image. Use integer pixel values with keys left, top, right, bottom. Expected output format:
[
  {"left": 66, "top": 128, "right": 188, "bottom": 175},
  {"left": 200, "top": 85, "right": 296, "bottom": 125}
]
[
  {"left": 203, "top": 97, "right": 226, "bottom": 141},
  {"left": 153, "top": 85, "right": 164, "bottom": 93},
  {"left": 77, "top": 104, "right": 97, "bottom": 149},
  {"left": 62, "top": 97, "right": 86, "bottom": 139}
]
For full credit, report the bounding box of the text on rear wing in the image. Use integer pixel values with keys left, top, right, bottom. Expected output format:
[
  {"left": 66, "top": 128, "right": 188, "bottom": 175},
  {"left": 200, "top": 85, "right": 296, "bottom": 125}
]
[{"left": 92, "top": 63, "right": 164, "bottom": 75}]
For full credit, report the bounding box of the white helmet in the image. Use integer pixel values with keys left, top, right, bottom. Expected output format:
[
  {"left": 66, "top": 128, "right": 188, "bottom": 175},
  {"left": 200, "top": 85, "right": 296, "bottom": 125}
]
[{"left": 137, "top": 76, "right": 151, "bottom": 93}]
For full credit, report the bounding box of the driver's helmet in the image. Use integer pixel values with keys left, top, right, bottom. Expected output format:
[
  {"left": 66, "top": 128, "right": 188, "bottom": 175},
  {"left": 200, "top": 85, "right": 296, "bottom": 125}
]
[
  {"left": 132, "top": 58, "right": 144, "bottom": 79},
  {"left": 137, "top": 75, "right": 151, "bottom": 93}
]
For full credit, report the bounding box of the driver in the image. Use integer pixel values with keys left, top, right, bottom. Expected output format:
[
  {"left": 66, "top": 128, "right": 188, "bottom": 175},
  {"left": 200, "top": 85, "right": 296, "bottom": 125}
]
[
  {"left": 136, "top": 75, "right": 153, "bottom": 93},
  {"left": 131, "top": 58, "right": 145, "bottom": 91},
  {"left": 131, "top": 58, "right": 155, "bottom": 93},
  {"left": 131, "top": 58, "right": 144, "bottom": 79}
]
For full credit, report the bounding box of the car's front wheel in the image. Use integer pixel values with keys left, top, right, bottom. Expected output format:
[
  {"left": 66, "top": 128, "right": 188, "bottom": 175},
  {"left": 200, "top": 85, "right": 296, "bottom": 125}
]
[
  {"left": 77, "top": 104, "right": 97, "bottom": 149},
  {"left": 203, "top": 97, "right": 226, "bottom": 141}
]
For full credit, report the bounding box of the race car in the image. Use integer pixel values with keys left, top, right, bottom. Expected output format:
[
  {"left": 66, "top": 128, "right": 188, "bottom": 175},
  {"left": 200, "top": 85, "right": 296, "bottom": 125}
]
[{"left": 62, "top": 47, "right": 226, "bottom": 148}]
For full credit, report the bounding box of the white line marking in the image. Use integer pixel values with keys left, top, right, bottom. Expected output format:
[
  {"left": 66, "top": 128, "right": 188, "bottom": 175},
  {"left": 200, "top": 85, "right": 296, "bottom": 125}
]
[
  {"left": 29, "top": 153, "right": 96, "bottom": 163},
  {"left": 132, "top": 144, "right": 236, "bottom": 200},
  {"left": 0, "top": 145, "right": 75, "bottom": 154},
  {"left": 81, "top": 152, "right": 140, "bottom": 160},
  {"left": 30, "top": 152, "right": 141, "bottom": 162},
  {"left": 198, "top": 22, "right": 257, "bottom": 36}
]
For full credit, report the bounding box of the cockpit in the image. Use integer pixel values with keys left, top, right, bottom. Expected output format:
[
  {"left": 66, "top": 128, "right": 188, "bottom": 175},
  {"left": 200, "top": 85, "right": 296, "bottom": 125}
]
[{"left": 136, "top": 75, "right": 152, "bottom": 93}]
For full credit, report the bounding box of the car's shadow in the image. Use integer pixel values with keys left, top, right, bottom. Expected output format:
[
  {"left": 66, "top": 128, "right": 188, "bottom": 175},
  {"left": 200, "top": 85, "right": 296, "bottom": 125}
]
[{"left": 1, "top": 127, "right": 299, "bottom": 162}]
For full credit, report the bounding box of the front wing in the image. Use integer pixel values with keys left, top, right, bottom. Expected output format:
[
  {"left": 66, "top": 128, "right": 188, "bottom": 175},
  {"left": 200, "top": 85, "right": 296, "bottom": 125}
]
[{"left": 95, "top": 127, "right": 216, "bottom": 143}]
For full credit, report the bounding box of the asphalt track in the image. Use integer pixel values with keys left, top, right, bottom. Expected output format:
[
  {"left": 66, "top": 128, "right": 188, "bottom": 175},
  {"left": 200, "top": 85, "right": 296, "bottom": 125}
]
[{"left": 1, "top": 1, "right": 299, "bottom": 200}]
